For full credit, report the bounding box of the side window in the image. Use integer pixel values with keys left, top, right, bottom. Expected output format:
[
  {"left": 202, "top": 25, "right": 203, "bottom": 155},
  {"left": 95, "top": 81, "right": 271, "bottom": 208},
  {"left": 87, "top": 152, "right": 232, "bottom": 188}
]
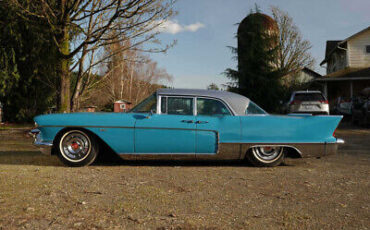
[
  {"left": 167, "top": 97, "right": 194, "bottom": 115},
  {"left": 161, "top": 97, "right": 167, "bottom": 114},
  {"left": 197, "top": 98, "right": 231, "bottom": 116},
  {"left": 130, "top": 94, "right": 157, "bottom": 113},
  {"left": 245, "top": 101, "right": 266, "bottom": 115}
]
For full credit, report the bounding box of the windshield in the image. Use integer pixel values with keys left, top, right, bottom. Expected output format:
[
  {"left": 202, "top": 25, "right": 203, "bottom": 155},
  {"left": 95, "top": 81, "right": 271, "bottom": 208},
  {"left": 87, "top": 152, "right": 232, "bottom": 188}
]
[
  {"left": 130, "top": 94, "right": 157, "bottom": 113},
  {"left": 245, "top": 101, "right": 267, "bottom": 115}
]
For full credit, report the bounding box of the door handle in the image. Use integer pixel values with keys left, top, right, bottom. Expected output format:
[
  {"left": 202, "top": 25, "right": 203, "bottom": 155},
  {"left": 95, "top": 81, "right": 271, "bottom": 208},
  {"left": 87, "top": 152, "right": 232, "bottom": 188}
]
[
  {"left": 181, "top": 120, "right": 194, "bottom": 123},
  {"left": 196, "top": 121, "right": 208, "bottom": 124}
]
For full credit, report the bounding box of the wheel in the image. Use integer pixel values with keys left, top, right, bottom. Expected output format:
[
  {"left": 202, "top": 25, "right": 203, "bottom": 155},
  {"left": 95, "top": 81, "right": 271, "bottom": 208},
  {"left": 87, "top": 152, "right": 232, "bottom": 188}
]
[
  {"left": 56, "top": 130, "right": 99, "bottom": 167},
  {"left": 246, "top": 146, "right": 284, "bottom": 167}
]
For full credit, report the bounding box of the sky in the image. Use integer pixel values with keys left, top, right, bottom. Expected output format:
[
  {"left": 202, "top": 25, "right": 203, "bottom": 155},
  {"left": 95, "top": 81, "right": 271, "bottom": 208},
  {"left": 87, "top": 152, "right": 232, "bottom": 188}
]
[{"left": 150, "top": 0, "right": 370, "bottom": 89}]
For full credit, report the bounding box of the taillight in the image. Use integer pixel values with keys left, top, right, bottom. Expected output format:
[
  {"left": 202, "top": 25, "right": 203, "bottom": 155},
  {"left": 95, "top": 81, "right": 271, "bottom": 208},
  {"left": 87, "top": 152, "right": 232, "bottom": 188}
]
[
  {"left": 333, "top": 128, "right": 337, "bottom": 137},
  {"left": 290, "top": 100, "right": 301, "bottom": 105},
  {"left": 320, "top": 100, "right": 328, "bottom": 104}
]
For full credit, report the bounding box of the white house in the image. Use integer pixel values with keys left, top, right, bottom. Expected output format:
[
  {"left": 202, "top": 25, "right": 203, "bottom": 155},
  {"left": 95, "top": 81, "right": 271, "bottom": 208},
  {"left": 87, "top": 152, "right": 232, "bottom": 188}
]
[{"left": 317, "top": 26, "right": 370, "bottom": 101}]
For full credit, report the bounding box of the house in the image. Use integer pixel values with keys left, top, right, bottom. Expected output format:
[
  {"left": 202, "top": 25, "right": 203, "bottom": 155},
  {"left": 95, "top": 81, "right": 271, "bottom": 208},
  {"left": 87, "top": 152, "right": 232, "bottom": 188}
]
[
  {"left": 114, "top": 100, "right": 132, "bottom": 112},
  {"left": 316, "top": 26, "right": 370, "bottom": 101},
  {"left": 281, "top": 67, "right": 322, "bottom": 86}
]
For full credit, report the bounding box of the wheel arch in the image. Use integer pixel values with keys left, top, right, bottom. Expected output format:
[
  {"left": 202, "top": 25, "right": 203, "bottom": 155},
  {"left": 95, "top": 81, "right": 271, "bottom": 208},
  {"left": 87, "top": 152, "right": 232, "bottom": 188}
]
[
  {"left": 244, "top": 145, "right": 302, "bottom": 159},
  {"left": 52, "top": 127, "right": 116, "bottom": 156}
]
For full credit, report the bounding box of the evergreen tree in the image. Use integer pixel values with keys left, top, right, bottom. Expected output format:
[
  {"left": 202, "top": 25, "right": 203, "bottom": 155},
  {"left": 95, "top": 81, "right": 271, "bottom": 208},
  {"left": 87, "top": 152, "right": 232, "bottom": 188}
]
[{"left": 0, "top": 2, "right": 58, "bottom": 122}]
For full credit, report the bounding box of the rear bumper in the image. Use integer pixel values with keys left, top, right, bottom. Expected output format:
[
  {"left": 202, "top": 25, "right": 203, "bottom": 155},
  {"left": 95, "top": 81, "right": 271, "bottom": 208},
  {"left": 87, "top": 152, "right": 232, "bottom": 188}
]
[
  {"left": 324, "top": 138, "right": 344, "bottom": 156},
  {"left": 29, "top": 129, "right": 53, "bottom": 155}
]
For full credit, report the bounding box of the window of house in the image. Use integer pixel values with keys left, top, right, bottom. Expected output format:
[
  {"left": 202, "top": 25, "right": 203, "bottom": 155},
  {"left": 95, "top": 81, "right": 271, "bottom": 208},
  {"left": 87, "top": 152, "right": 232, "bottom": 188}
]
[
  {"left": 197, "top": 98, "right": 231, "bottom": 116},
  {"left": 366, "top": 45, "right": 370, "bottom": 53}
]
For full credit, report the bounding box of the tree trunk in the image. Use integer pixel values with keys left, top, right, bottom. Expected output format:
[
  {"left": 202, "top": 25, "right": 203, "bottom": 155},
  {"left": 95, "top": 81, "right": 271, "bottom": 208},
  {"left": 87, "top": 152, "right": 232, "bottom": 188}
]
[{"left": 56, "top": 29, "right": 70, "bottom": 113}]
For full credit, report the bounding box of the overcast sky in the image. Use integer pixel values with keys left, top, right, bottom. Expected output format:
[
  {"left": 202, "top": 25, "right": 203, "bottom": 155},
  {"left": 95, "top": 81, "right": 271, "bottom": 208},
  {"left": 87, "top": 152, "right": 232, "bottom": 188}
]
[{"left": 150, "top": 0, "right": 370, "bottom": 89}]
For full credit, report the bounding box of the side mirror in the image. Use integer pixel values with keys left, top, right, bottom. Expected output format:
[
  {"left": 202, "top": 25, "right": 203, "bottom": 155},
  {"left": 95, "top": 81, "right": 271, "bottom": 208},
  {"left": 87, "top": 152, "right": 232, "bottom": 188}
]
[{"left": 146, "top": 109, "right": 155, "bottom": 119}]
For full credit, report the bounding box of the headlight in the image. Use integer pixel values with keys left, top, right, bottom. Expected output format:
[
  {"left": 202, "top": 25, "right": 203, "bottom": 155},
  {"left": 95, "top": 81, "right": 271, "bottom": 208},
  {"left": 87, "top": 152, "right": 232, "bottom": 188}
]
[{"left": 34, "top": 122, "right": 38, "bottom": 128}]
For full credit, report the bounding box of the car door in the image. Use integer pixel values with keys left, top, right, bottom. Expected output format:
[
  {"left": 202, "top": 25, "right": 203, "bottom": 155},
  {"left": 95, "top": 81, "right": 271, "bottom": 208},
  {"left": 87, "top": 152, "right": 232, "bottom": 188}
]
[
  {"left": 195, "top": 97, "right": 240, "bottom": 154},
  {"left": 134, "top": 96, "right": 196, "bottom": 154}
]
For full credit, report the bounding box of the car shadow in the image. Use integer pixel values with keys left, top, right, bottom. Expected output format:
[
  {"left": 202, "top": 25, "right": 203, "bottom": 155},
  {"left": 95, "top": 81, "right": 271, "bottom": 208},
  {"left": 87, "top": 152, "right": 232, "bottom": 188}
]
[
  {"left": 0, "top": 151, "right": 63, "bottom": 166},
  {"left": 0, "top": 150, "right": 254, "bottom": 167},
  {"left": 0, "top": 150, "right": 297, "bottom": 168},
  {"left": 94, "top": 151, "right": 252, "bottom": 167}
]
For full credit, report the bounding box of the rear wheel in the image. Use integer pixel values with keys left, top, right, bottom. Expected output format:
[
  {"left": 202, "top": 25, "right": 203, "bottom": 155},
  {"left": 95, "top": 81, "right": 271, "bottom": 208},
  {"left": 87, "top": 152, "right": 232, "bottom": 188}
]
[
  {"left": 56, "top": 130, "right": 99, "bottom": 167},
  {"left": 246, "top": 146, "right": 284, "bottom": 167}
]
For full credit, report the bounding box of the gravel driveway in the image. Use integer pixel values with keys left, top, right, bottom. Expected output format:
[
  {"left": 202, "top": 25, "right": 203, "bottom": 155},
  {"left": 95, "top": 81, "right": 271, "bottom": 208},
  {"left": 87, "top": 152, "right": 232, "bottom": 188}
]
[{"left": 0, "top": 126, "right": 369, "bottom": 229}]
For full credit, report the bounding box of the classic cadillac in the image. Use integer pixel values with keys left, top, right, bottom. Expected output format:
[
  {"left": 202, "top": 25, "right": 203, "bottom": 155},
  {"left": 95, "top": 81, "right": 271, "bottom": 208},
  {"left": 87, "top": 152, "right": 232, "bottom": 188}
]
[{"left": 31, "top": 89, "right": 344, "bottom": 167}]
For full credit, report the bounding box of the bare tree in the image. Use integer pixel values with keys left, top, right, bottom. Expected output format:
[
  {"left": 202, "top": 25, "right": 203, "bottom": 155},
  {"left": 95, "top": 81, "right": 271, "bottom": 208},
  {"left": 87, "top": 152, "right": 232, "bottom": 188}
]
[
  {"left": 271, "top": 6, "right": 314, "bottom": 85},
  {"left": 8, "top": 0, "right": 175, "bottom": 112},
  {"left": 81, "top": 40, "right": 172, "bottom": 109}
]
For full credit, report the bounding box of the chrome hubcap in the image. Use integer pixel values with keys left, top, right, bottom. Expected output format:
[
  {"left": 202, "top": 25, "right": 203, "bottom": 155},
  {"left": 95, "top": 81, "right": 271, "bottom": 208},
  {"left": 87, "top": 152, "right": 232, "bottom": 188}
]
[
  {"left": 60, "top": 131, "right": 91, "bottom": 162},
  {"left": 252, "top": 146, "right": 283, "bottom": 163}
]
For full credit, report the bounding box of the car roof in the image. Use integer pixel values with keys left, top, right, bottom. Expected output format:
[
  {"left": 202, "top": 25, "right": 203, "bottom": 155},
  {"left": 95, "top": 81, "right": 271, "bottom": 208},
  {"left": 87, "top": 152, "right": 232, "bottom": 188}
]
[
  {"left": 293, "top": 90, "right": 323, "bottom": 94},
  {"left": 156, "top": 88, "right": 250, "bottom": 115}
]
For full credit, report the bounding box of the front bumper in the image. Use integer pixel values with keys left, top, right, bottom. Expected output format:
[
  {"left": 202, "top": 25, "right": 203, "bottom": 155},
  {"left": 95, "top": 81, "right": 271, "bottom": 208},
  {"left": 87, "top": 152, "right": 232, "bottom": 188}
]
[{"left": 29, "top": 129, "right": 53, "bottom": 155}]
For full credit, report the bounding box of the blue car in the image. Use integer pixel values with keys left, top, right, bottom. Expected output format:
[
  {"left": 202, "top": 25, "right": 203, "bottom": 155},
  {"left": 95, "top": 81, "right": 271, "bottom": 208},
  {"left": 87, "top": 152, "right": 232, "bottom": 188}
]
[{"left": 31, "top": 89, "right": 344, "bottom": 167}]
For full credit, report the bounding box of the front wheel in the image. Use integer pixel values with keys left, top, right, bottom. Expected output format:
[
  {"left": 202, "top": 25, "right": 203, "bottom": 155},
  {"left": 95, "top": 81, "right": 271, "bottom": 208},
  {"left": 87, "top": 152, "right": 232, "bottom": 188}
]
[
  {"left": 56, "top": 130, "right": 99, "bottom": 167},
  {"left": 246, "top": 146, "right": 284, "bottom": 167}
]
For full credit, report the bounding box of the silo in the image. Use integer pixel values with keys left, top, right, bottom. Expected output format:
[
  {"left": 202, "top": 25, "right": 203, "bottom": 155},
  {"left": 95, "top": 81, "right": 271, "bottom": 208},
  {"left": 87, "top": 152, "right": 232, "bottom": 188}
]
[{"left": 237, "top": 13, "right": 279, "bottom": 72}]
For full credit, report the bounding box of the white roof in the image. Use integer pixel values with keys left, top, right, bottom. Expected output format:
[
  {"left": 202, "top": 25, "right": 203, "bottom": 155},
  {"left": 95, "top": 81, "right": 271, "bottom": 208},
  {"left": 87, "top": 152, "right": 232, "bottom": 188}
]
[{"left": 156, "top": 88, "right": 250, "bottom": 115}]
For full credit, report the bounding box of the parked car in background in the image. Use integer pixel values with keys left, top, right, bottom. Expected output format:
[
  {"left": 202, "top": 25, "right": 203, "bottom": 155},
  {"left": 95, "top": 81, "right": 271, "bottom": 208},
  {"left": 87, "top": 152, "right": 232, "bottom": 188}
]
[
  {"left": 31, "top": 89, "right": 343, "bottom": 167},
  {"left": 352, "top": 88, "right": 370, "bottom": 126},
  {"left": 286, "top": 91, "right": 329, "bottom": 115},
  {"left": 332, "top": 97, "right": 352, "bottom": 116}
]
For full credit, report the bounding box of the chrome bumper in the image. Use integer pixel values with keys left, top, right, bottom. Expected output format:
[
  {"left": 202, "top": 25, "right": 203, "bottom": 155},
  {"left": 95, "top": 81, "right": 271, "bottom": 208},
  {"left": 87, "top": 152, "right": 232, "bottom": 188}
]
[
  {"left": 29, "top": 129, "right": 53, "bottom": 155},
  {"left": 324, "top": 138, "right": 344, "bottom": 156}
]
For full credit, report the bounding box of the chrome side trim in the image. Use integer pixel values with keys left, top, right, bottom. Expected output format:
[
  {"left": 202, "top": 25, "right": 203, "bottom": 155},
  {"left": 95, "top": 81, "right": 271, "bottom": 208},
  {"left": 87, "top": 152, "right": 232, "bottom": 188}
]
[
  {"left": 240, "top": 142, "right": 342, "bottom": 159},
  {"left": 117, "top": 140, "right": 343, "bottom": 161},
  {"left": 38, "top": 125, "right": 218, "bottom": 133}
]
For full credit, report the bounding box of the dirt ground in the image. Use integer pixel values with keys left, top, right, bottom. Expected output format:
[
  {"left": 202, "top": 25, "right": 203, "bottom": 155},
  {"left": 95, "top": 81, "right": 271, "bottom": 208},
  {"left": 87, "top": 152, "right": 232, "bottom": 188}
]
[{"left": 0, "top": 126, "right": 369, "bottom": 229}]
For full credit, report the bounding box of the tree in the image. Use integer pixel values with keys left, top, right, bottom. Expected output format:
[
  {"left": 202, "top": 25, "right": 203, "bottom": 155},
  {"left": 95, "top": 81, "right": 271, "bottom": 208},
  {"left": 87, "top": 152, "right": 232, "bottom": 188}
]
[
  {"left": 8, "top": 0, "right": 175, "bottom": 112},
  {"left": 0, "top": 2, "right": 58, "bottom": 122},
  {"left": 207, "top": 83, "right": 219, "bottom": 90},
  {"left": 80, "top": 39, "right": 172, "bottom": 109},
  {"left": 271, "top": 6, "right": 314, "bottom": 86}
]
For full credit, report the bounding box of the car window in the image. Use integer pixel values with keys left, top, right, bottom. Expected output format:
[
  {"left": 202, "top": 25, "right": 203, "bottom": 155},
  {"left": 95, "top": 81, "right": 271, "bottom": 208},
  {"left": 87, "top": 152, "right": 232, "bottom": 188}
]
[
  {"left": 197, "top": 98, "right": 231, "bottom": 116},
  {"left": 245, "top": 101, "right": 266, "bottom": 115},
  {"left": 294, "top": 93, "right": 325, "bottom": 101},
  {"left": 167, "top": 97, "right": 194, "bottom": 115},
  {"left": 161, "top": 97, "right": 167, "bottom": 114},
  {"left": 130, "top": 94, "right": 157, "bottom": 113}
]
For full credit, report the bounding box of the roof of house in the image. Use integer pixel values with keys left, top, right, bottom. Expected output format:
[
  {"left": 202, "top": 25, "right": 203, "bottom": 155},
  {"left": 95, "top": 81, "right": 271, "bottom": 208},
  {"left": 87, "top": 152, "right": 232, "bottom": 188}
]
[
  {"left": 315, "top": 67, "right": 370, "bottom": 82},
  {"left": 156, "top": 88, "right": 251, "bottom": 116},
  {"left": 115, "top": 100, "right": 132, "bottom": 104},
  {"left": 320, "top": 26, "right": 370, "bottom": 66},
  {"left": 302, "top": 67, "right": 322, "bottom": 78}
]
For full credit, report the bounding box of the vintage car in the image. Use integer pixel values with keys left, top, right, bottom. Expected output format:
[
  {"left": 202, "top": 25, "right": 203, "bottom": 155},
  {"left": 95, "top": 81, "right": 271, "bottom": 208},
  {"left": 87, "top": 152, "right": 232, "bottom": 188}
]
[{"left": 31, "top": 89, "right": 344, "bottom": 167}]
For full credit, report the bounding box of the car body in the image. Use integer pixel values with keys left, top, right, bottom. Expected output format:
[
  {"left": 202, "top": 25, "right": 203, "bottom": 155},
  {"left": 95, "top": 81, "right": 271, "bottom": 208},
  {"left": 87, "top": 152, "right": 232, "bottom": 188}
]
[
  {"left": 333, "top": 97, "right": 352, "bottom": 116},
  {"left": 351, "top": 88, "right": 370, "bottom": 126},
  {"left": 287, "top": 91, "right": 329, "bottom": 115},
  {"left": 31, "top": 89, "right": 344, "bottom": 167}
]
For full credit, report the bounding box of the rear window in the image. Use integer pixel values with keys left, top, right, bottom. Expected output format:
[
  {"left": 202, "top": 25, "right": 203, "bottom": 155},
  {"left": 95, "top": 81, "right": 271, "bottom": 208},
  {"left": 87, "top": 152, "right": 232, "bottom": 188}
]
[{"left": 293, "top": 93, "right": 325, "bottom": 101}]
